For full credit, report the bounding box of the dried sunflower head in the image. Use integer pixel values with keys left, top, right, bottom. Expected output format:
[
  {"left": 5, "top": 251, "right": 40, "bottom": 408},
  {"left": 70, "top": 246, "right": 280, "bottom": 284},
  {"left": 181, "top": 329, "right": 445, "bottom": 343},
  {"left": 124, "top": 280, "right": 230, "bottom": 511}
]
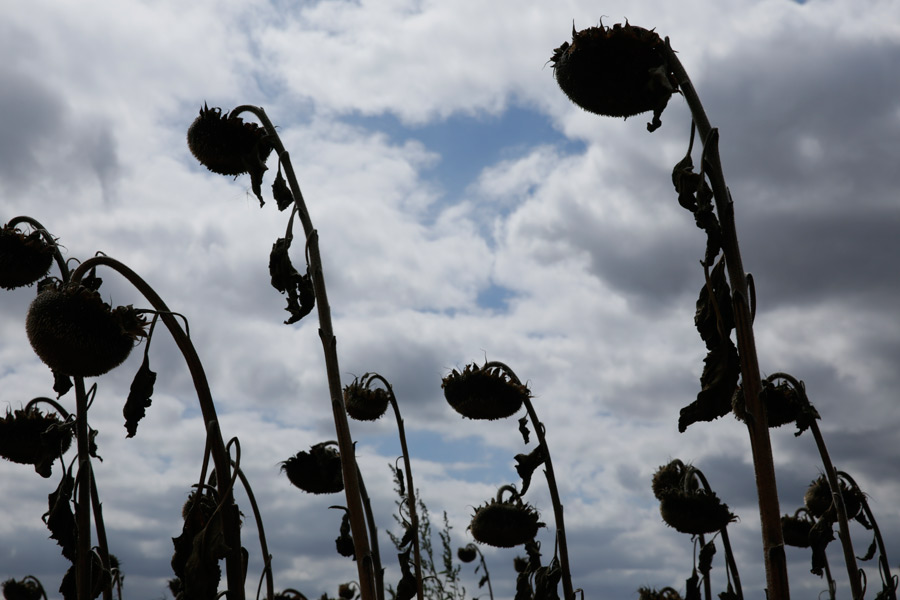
[
  {"left": 658, "top": 488, "right": 736, "bottom": 535},
  {"left": 25, "top": 280, "right": 147, "bottom": 377},
  {"left": 469, "top": 488, "right": 543, "bottom": 548},
  {"left": 0, "top": 224, "right": 55, "bottom": 290},
  {"left": 457, "top": 544, "right": 478, "bottom": 563},
  {"left": 2, "top": 576, "right": 46, "bottom": 600},
  {"left": 551, "top": 22, "right": 676, "bottom": 131},
  {"left": 186, "top": 103, "right": 273, "bottom": 176},
  {"left": 804, "top": 475, "right": 865, "bottom": 521},
  {"left": 281, "top": 443, "right": 344, "bottom": 494},
  {"left": 343, "top": 378, "right": 390, "bottom": 421},
  {"left": 442, "top": 363, "right": 529, "bottom": 420},
  {"left": 0, "top": 406, "right": 72, "bottom": 478},
  {"left": 781, "top": 512, "right": 814, "bottom": 548}
]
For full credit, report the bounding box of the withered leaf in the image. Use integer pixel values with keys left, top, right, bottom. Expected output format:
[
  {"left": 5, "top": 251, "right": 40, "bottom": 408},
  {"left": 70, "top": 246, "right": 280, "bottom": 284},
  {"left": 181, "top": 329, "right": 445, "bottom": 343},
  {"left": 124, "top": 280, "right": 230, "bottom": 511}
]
[
  {"left": 335, "top": 509, "right": 355, "bottom": 558},
  {"left": 43, "top": 468, "right": 77, "bottom": 560},
  {"left": 533, "top": 557, "right": 561, "bottom": 600},
  {"left": 268, "top": 237, "right": 316, "bottom": 324},
  {"left": 273, "top": 169, "right": 294, "bottom": 211},
  {"left": 82, "top": 266, "right": 103, "bottom": 292},
  {"left": 124, "top": 354, "right": 157, "bottom": 438},
  {"left": 678, "top": 340, "right": 740, "bottom": 432},
  {"left": 514, "top": 446, "right": 545, "bottom": 496},
  {"left": 53, "top": 370, "right": 73, "bottom": 398},
  {"left": 398, "top": 522, "right": 415, "bottom": 550},
  {"left": 395, "top": 548, "right": 417, "bottom": 600},
  {"left": 518, "top": 416, "right": 531, "bottom": 444},
  {"left": 857, "top": 536, "right": 877, "bottom": 562},
  {"left": 694, "top": 258, "right": 733, "bottom": 350},
  {"left": 685, "top": 570, "right": 701, "bottom": 600},
  {"left": 698, "top": 539, "right": 716, "bottom": 576}
]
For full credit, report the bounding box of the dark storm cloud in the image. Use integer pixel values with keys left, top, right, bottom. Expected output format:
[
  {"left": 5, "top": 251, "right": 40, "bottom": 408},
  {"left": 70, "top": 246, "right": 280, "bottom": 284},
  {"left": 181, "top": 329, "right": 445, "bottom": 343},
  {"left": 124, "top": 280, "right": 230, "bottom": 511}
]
[{"left": 0, "top": 25, "right": 122, "bottom": 200}]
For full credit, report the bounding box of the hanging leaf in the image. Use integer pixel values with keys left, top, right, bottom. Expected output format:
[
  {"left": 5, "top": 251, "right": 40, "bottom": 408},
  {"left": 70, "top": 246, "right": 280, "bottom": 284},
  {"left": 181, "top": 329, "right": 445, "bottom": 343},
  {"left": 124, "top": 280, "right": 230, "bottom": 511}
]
[
  {"left": 678, "top": 340, "right": 740, "bottom": 432},
  {"left": 268, "top": 237, "right": 316, "bottom": 324},
  {"left": 694, "top": 258, "right": 733, "bottom": 349},
  {"left": 698, "top": 539, "right": 716, "bottom": 577},
  {"left": 395, "top": 547, "right": 417, "bottom": 600},
  {"left": 334, "top": 508, "right": 355, "bottom": 558},
  {"left": 272, "top": 169, "right": 294, "bottom": 211},
  {"left": 857, "top": 536, "right": 878, "bottom": 561},
  {"left": 533, "top": 556, "right": 561, "bottom": 600},
  {"left": 43, "top": 468, "right": 77, "bottom": 561},
  {"left": 123, "top": 354, "right": 157, "bottom": 438},
  {"left": 685, "top": 570, "right": 701, "bottom": 600},
  {"left": 53, "top": 370, "right": 73, "bottom": 398},
  {"left": 518, "top": 416, "right": 531, "bottom": 444},
  {"left": 514, "top": 446, "right": 545, "bottom": 496}
]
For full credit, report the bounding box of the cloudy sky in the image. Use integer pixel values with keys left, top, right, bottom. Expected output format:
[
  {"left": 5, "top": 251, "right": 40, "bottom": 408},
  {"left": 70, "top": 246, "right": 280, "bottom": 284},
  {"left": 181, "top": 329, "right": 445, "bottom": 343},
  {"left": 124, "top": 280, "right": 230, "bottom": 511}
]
[{"left": 2, "top": 0, "right": 900, "bottom": 598}]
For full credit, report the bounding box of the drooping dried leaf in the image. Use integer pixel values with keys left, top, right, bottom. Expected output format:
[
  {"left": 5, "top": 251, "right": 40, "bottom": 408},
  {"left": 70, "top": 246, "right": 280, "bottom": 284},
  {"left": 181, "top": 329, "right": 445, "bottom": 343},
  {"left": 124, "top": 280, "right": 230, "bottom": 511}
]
[
  {"left": 273, "top": 169, "right": 294, "bottom": 211},
  {"left": 678, "top": 340, "right": 740, "bottom": 432},
  {"left": 123, "top": 354, "right": 157, "bottom": 438},
  {"left": 334, "top": 509, "right": 355, "bottom": 558},
  {"left": 53, "top": 370, "right": 73, "bottom": 398},
  {"left": 684, "top": 570, "right": 700, "bottom": 600},
  {"left": 857, "top": 536, "right": 878, "bottom": 561},
  {"left": 698, "top": 539, "right": 716, "bottom": 576},
  {"left": 533, "top": 556, "right": 561, "bottom": 600},
  {"left": 43, "top": 469, "right": 77, "bottom": 560},
  {"left": 518, "top": 416, "right": 531, "bottom": 444},
  {"left": 694, "top": 259, "right": 733, "bottom": 349},
  {"left": 395, "top": 548, "right": 417, "bottom": 600},
  {"left": 514, "top": 446, "right": 545, "bottom": 496},
  {"left": 268, "top": 237, "right": 315, "bottom": 324}
]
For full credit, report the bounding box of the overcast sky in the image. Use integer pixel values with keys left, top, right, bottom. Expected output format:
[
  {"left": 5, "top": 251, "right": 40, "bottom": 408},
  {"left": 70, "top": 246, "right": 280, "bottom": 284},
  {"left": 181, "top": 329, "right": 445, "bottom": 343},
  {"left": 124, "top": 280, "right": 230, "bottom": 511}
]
[{"left": 2, "top": 0, "right": 900, "bottom": 598}]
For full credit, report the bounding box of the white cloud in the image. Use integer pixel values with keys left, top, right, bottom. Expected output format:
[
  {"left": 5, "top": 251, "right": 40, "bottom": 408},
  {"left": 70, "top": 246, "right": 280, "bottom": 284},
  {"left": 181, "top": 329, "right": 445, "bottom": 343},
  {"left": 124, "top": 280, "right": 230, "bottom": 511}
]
[{"left": 2, "top": 1, "right": 900, "bottom": 599}]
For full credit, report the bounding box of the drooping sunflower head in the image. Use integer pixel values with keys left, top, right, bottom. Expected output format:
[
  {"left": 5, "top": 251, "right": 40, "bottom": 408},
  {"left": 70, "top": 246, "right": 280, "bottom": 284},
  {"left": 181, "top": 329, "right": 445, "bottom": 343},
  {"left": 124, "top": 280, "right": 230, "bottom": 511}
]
[
  {"left": 781, "top": 512, "right": 814, "bottom": 548},
  {"left": 469, "top": 487, "right": 543, "bottom": 548},
  {"left": 0, "top": 406, "right": 72, "bottom": 478},
  {"left": 25, "top": 280, "right": 147, "bottom": 377},
  {"left": 442, "top": 363, "right": 529, "bottom": 420},
  {"left": 343, "top": 377, "right": 390, "bottom": 421},
  {"left": 281, "top": 443, "right": 344, "bottom": 494},
  {"left": 0, "top": 224, "right": 55, "bottom": 290},
  {"left": 187, "top": 104, "right": 273, "bottom": 176},
  {"left": 658, "top": 488, "right": 736, "bottom": 535},
  {"left": 551, "top": 22, "right": 676, "bottom": 131}
]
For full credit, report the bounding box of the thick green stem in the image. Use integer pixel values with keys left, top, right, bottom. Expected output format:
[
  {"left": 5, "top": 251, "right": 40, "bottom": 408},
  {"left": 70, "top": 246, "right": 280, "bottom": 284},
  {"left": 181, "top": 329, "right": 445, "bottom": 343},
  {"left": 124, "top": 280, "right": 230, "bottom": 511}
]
[
  {"left": 70, "top": 257, "right": 244, "bottom": 600},
  {"left": 233, "top": 104, "right": 376, "bottom": 600},
  {"left": 661, "top": 40, "right": 790, "bottom": 600}
]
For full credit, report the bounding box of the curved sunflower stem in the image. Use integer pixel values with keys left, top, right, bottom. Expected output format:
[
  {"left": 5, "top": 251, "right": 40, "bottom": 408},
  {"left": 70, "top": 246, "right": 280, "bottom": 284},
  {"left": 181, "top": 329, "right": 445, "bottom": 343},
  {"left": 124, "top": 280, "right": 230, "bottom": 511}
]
[
  {"left": 691, "top": 469, "right": 743, "bottom": 600},
  {"left": 482, "top": 361, "right": 574, "bottom": 600},
  {"left": 354, "top": 461, "right": 385, "bottom": 600},
  {"left": 69, "top": 256, "right": 245, "bottom": 600},
  {"left": 365, "top": 373, "right": 423, "bottom": 600},
  {"left": 89, "top": 468, "right": 113, "bottom": 600},
  {"left": 765, "top": 372, "right": 862, "bottom": 599},
  {"left": 232, "top": 104, "right": 376, "bottom": 600},
  {"left": 660, "top": 40, "right": 790, "bottom": 600},
  {"left": 231, "top": 461, "right": 274, "bottom": 600},
  {"left": 838, "top": 471, "right": 897, "bottom": 600},
  {"left": 472, "top": 544, "right": 495, "bottom": 600}
]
